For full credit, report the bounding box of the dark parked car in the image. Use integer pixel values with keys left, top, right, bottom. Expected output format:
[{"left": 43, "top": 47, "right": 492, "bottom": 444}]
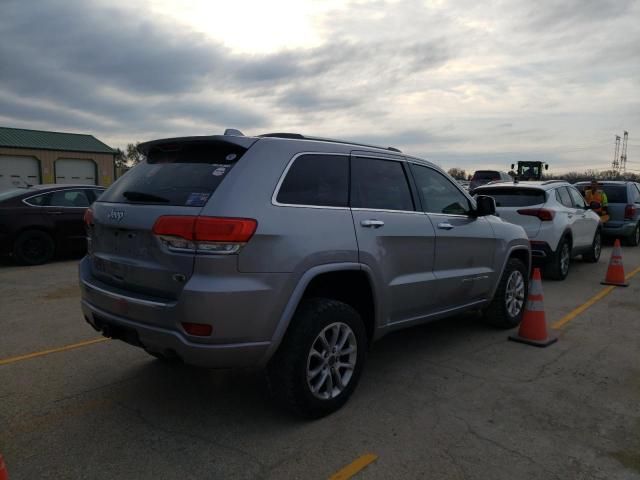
[
  {"left": 0, "top": 184, "right": 104, "bottom": 264},
  {"left": 469, "top": 170, "right": 512, "bottom": 193},
  {"left": 574, "top": 181, "right": 640, "bottom": 246}
]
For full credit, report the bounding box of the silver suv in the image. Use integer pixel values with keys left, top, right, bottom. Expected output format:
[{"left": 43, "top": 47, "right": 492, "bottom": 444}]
[{"left": 79, "top": 131, "right": 531, "bottom": 417}]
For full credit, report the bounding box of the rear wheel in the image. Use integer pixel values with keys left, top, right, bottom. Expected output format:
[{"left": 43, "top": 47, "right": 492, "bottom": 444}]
[
  {"left": 267, "top": 298, "right": 367, "bottom": 418},
  {"left": 625, "top": 223, "right": 640, "bottom": 247},
  {"left": 13, "top": 230, "right": 55, "bottom": 265},
  {"left": 546, "top": 237, "right": 571, "bottom": 280},
  {"left": 483, "top": 258, "right": 528, "bottom": 328},
  {"left": 583, "top": 230, "right": 602, "bottom": 263}
]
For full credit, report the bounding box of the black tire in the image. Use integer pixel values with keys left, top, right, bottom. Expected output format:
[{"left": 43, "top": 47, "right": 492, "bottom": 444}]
[
  {"left": 483, "top": 258, "right": 528, "bottom": 328},
  {"left": 13, "top": 230, "right": 55, "bottom": 265},
  {"left": 583, "top": 230, "right": 602, "bottom": 263},
  {"left": 266, "top": 298, "right": 367, "bottom": 418},
  {"left": 546, "top": 237, "right": 571, "bottom": 280},
  {"left": 625, "top": 223, "right": 640, "bottom": 247}
]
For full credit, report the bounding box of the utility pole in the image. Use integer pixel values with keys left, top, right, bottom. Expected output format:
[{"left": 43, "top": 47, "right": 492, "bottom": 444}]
[
  {"left": 612, "top": 135, "right": 621, "bottom": 172},
  {"left": 620, "top": 131, "right": 628, "bottom": 174}
]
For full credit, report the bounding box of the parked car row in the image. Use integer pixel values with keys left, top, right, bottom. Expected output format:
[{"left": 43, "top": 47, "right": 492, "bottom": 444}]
[{"left": 473, "top": 179, "right": 640, "bottom": 280}]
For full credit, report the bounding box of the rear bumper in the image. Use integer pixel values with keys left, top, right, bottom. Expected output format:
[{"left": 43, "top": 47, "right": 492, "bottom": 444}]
[
  {"left": 601, "top": 221, "right": 637, "bottom": 238},
  {"left": 79, "top": 256, "right": 288, "bottom": 368},
  {"left": 82, "top": 301, "right": 270, "bottom": 368},
  {"left": 529, "top": 241, "right": 553, "bottom": 263}
]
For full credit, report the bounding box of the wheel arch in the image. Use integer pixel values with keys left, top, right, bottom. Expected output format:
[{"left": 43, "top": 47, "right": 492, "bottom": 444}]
[{"left": 261, "top": 263, "right": 378, "bottom": 365}]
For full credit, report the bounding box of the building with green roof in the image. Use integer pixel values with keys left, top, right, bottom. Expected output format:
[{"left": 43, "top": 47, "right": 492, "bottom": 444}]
[{"left": 0, "top": 126, "right": 116, "bottom": 189}]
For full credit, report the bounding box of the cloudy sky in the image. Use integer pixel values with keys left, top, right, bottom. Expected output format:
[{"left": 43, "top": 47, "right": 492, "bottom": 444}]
[{"left": 2, "top": 0, "right": 639, "bottom": 173}]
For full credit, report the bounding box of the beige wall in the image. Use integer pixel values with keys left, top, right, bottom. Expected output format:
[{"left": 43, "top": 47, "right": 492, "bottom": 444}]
[{"left": 0, "top": 147, "right": 115, "bottom": 186}]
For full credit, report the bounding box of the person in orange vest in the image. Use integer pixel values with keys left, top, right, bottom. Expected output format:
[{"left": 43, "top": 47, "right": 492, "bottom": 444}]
[{"left": 585, "top": 179, "right": 609, "bottom": 223}]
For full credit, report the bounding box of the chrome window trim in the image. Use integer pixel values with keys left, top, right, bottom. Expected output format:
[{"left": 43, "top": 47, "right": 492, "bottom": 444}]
[
  {"left": 351, "top": 208, "right": 424, "bottom": 215},
  {"left": 271, "top": 152, "right": 351, "bottom": 209},
  {"left": 272, "top": 151, "right": 416, "bottom": 212},
  {"left": 22, "top": 187, "right": 105, "bottom": 208}
]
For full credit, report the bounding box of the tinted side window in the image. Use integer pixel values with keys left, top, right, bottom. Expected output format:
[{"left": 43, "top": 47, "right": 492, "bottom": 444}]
[
  {"left": 25, "top": 193, "right": 50, "bottom": 206},
  {"left": 49, "top": 190, "right": 90, "bottom": 207},
  {"left": 632, "top": 184, "right": 640, "bottom": 203},
  {"left": 568, "top": 187, "right": 586, "bottom": 208},
  {"left": 556, "top": 187, "right": 573, "bottom": 208},
  {"left": 411, "top": 164, "right": 471, "bottom": 215},
  {"left": 351, "top": 157, "right": 414, "bottom": 211},
  {"left": 277, "top": 154, "right": 349, "bottom": 207}
]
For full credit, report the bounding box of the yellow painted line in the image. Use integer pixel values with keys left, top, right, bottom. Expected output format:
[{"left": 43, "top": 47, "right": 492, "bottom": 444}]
[
  {"left": 329, "top": 454, "right": 378, "bottom": 480},
  {"left": 0, "top": 337, "right": 108, "bottom": 366},
  {"left": 552, "top": 265, "right": 640, "bottom": 330}
]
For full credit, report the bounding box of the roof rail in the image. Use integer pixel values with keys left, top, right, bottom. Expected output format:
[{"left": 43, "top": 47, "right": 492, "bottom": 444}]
[
  {"left": 258, "top": 132, "right": 402, "bottom": 153},
  {"left": 542, "top": 179, "right": 566, "bottom": 185}
]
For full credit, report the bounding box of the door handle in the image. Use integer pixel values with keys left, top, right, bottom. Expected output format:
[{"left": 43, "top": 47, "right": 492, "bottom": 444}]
[
  {"left": 360, "top": 219, "right": 384, "bottom": 228},
  {"left": 437, "top": 222, "right": 454, "bottom": 230}
]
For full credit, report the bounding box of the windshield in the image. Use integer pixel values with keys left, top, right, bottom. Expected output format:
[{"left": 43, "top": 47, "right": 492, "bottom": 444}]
[{"left": 0, "top": 188, "right": 28, "bottom": 203}]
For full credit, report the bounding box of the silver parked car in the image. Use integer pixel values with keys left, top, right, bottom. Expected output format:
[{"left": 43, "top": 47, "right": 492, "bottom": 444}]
[{"left": 79, "top": 130, "right": 531, "bottom": 417}]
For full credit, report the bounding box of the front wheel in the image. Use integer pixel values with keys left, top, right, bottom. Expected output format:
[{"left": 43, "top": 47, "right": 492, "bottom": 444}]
[
  {"left": 267, "top": 298, "right": 367, "bottom": 418},
  {"left": 483, "top": 258, "right": 528, "bottom": 328},
  {"left": 583, "top": 230, "right": 602, "bottom": 263}
]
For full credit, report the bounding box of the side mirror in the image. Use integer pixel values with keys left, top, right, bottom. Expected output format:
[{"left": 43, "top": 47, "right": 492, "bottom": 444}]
[
  {"left": 510, "top": 164, "right": 515, "bottom": 170},
  {"left": 545, "top": 164, "right": 549, "bottom": 170},
  {"left": 475, "top": 195, "right": 496, "bottom": 216}
]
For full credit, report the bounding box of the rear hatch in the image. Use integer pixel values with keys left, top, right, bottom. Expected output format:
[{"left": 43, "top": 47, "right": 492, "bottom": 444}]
[
  {"left": 477, "top": 186, "right": 547, "bottom": 238},
  {"left": 88, "top": 136, "right": 255, "bottom": 299},
  {"left": 576, "top": 184, "right": 629, "bottom": 227}
]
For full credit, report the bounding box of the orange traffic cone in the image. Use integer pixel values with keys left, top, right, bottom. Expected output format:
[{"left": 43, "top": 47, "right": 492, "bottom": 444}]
[
  {"left": 0, "top": 454, "right": 8, "bottom": 480},
  {"left": 509, "top": 268, "right": 558, "bottom": 347},
  {"left": 601, "top": 239, "right": 628, "bottom": 287}
]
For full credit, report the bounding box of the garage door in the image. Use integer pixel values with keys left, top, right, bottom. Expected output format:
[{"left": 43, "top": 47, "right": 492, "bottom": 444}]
[
  {"left": 0, "top": 155, "right": 41, "bottom": 189},
  {"left": 55, "top": 159, "right": 96, "bottom": 185}
]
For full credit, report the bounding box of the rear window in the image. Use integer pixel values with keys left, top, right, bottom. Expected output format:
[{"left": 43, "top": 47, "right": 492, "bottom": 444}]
[
  {"left": 477, "top": 188, "right": 545, "bottom": 207},
  {"left": 472, "top": 171, "right": 500, "bottom": 180},
  {"left": 99, "top": 142, "right": 247, "bottom": 206},
  {"left": 601, "top": 186, "right": 628, "bottom": 203}
]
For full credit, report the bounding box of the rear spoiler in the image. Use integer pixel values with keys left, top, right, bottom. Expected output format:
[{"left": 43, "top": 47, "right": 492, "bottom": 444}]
[{"left": 138, "top": 135, "right": 258, "bottom": 155}]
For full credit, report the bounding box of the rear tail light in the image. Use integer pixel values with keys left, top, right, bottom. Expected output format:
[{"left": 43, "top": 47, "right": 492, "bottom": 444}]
[
  {"left": 84, "top": 208, "right": 94, "bottom": 227},
  {"left": 181, "top": 322, "right": 212, "bottom": 336},
  {"left": 152, "top": 216, "right": 257, "bottom": 254},
  {"left": 517, "top": 208, "right": 555, "bottom": 221},
  {"left": 624, "top": 204, "right": 636, "bottom": 220}
]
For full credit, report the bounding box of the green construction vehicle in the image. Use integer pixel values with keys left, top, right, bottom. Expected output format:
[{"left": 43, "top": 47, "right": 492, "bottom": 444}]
[{"left": 510, "top": 161, "right": 549, "bottom": 181}]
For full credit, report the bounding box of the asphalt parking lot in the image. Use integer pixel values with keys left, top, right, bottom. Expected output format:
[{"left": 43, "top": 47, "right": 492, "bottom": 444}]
[{"left": 1, "top": 245, "right": 640, "bottom": 480}]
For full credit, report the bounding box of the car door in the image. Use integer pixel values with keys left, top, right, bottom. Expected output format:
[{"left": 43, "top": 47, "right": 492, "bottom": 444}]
[
  {"left": 409, "top": 163, "right": 496, "bottom": 309},
  {"left": 555, "top": 186, "right": 586, "bottom": 248},
  {"left": 43, "top": 189, "right": 91, "bottom": 252},
  {"left": 349, "top": 154, "right": 437, "bottom": 325},
  {"left": 568, "top": 186, "right": 597, "bottom": 245}
]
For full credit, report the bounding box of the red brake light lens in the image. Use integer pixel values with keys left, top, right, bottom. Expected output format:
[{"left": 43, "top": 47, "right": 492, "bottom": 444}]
[
  {"left": 194, "top": 217, "right": 257, "bottom": 242},
  {"left": 624, "top": 204, "right": 636, "bottom": 219},
  {"left": 84, "top": 208, "right": 94, "bottom": 226},
  {"left": 152, "top": 216, "right": 257, "bottom": 254},
  {"left": 517, "top": 208, "right": 555, "bottom": 221},
  {"left": 152, "top": 216, "right": 197, "bottom": 240}
]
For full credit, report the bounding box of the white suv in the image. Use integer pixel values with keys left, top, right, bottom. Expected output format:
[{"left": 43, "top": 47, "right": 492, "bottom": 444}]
[{"left": 474, "top": 180, "right": 601, "bottom": 280}]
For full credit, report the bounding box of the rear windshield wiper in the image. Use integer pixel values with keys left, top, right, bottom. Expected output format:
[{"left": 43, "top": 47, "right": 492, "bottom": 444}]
[{"left": 123, "top": 191, "right": 170, "bottom": 203}]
